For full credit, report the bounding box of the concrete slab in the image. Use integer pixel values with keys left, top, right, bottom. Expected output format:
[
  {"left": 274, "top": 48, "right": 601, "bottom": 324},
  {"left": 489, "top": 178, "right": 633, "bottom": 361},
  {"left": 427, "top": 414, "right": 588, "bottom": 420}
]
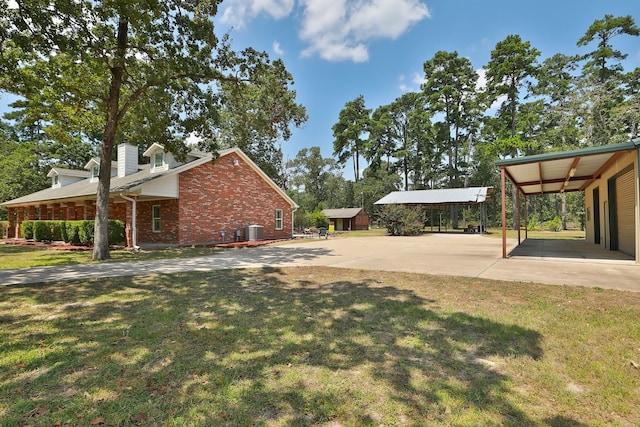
[{"left": 1, "top": 234, "right": 640, "bottom": 292}]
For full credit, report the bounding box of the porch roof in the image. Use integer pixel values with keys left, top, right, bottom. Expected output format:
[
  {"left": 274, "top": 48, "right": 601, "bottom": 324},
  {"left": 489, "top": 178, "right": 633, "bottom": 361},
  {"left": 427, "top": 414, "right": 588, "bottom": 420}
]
[{"left": 495, "top": 139, "right": 640, "bottom": 195}]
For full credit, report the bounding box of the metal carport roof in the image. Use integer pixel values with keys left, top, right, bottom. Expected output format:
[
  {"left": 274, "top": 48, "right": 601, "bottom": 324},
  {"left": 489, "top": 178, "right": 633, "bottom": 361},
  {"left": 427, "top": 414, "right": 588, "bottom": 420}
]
[
  {"left": 374, "top": 187, "right": 493, "bottom": 206},
  {"left": 495, "top": 139, "right": 640, "bottom": 195},
  {"left": 495, "top": 138, "right": 640, "bottom": 259}
]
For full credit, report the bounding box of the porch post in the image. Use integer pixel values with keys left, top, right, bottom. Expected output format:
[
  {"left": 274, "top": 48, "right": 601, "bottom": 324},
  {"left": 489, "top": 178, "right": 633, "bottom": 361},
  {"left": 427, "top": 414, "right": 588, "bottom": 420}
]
[
  {"left": 524, "top": 194, "right": 528, "bottom": 240},
  {"left": 501, "top": 167, "right": 507, "bottom": 258},
  {"left": 7, "top": 207, "right": 16, "bottom": 238},
  {"left": 16, "top": 206, "right": 24, "bottom": 238},
  {"left": 517, "top": 189, "right": 521, "bottom": 245},
  {"left": 38, "top": 204, "right": 48, "bottom": 220},
  {"left": 67, "top": 202, "right": 76, "bottom": 220}
]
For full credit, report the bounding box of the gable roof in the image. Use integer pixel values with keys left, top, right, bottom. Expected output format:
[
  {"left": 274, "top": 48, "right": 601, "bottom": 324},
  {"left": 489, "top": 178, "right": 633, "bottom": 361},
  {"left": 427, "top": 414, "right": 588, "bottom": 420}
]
[
  {"left": 1, "top": 148, "right": 297, "bottom": 209},
  {"left": 375, "top": 187, "right": 492, "bottom": 206},
  {"left": 47, "top": 167, "right": 90, "bottom": 179},
  {"left": 495, "top": 139, "right": 640, "bottom": 195},
  {"left": 322, "top": 208, "right": 365, "bottom": 219}
]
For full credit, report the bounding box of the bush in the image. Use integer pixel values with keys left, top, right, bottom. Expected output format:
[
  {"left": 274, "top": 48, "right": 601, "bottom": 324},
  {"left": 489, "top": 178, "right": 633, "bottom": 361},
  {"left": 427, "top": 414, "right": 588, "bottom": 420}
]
[
  {"left": 21, "top": 220, "right": 35, "bottom": 239},
  {"left": 380, "top": 205, "right": 424, "bottom": 236},
  {"left": 22, "top": 220, "right": 125, "bottom": 245},
  {"left": 33, "top": 221, "right": 53, "bottom": 241},
  {"left": 64, "top": 221, "right": 82, "bottom": 245},
  {"left": 107, "top": 220, "right": 125, "bottom": 245},
  {"left": 0, "top": 221, "right": 8, "bottom": 239},
  {"left": 545, "top": 216, "right": 562, "bottom": 232},
  {"left": 309, "top": 211, "right": 329, "bottom": 229}
]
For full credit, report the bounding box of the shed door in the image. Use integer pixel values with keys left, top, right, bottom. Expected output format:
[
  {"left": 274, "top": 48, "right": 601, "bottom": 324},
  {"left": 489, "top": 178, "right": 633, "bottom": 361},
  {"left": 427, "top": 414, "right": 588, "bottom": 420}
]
[{"left": 616, "top": 168, "right": 636, "bottom": 257}]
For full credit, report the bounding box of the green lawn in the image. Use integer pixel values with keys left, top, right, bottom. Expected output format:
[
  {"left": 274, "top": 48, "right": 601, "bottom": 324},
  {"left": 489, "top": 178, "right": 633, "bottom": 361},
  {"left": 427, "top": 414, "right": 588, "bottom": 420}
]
[
  {"left": 1, "top": 266, "right": 638, "bottom": 426},
  {"left": 0, "top": 244, "right": 224, "bottom": 270}
]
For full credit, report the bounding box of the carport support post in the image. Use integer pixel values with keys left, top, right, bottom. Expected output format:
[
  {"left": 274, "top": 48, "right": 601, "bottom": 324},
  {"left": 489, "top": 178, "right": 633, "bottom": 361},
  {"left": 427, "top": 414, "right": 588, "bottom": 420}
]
[
  {"left": 517, "top": 188, "right": 521, "bottom": 245},
  {"left": 524, "top": 194, "right": 528, "bottom": 240},
  {"left": 501, "top": 167, "right": 507, "bottom": 258}
]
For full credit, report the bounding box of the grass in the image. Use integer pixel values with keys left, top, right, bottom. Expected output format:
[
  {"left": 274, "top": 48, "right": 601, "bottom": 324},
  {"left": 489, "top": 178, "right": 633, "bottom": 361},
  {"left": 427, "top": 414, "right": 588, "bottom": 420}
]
[
  {"left": 1, "top": 266, "right": 638, "bottom": 426},
  {"left": 0, "top": 244, "right": 224, "bottom": 270}
]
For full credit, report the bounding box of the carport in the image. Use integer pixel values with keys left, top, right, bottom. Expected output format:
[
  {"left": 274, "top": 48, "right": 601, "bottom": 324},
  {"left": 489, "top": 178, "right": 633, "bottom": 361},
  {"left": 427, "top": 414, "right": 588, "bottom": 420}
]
[
  {"left": 374, "top": 187, "right": 493, "bottom": 232},
  {"left": 496, "top": 139, "right": 640, "bottom": 262}
]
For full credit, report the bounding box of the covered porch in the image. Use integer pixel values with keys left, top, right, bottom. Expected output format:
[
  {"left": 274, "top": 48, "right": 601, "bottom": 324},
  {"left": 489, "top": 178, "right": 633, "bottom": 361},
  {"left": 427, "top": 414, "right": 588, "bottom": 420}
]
[{"left": 496, "top": 140, "right": 640, "bottom": 263}]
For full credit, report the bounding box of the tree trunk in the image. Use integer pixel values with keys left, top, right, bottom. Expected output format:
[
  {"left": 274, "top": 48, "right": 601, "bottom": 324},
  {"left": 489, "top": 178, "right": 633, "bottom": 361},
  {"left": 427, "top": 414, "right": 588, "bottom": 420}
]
[{"left": 92, "top": 16, "right": 128, "bottom": 260}]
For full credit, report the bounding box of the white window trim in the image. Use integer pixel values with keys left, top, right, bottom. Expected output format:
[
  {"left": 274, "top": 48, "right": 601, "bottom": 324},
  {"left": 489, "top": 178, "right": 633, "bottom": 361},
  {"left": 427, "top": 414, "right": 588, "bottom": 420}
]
[
  {"left": 52, "top": 174, "right": 60, "bottom": 188},
  {"left": 90, "top": 165, "right": 100, "bottom": 183},
  {"left": 275, "top": 209, "right": 283, "bottom": 230},
  {"left": 152, "top": 205, "right": 161, "bottom": 232},
  {"left": 152, "top": 152, "right": 168, "bottom": 173}
]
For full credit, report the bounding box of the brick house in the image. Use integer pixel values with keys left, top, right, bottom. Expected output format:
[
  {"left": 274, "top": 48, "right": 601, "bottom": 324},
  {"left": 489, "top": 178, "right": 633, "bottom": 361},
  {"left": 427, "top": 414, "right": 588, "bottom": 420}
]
[{"left": 1, "top": 143, "right": 297, "bottom": 247}]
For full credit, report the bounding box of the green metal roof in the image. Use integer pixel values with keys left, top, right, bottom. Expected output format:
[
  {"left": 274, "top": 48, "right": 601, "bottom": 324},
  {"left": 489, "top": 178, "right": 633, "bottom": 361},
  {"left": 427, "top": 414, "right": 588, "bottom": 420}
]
[{"left": 496, "top": 139, "right": 640, "bottom": 195}]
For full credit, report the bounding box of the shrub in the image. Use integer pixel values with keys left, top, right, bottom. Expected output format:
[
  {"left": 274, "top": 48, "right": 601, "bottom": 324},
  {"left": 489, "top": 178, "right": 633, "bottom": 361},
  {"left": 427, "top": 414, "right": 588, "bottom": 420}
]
[
  {"left": 21, "top": 220, "right": 35, "bottom": 239},
  {"left": 0, "top": 221, "right": 8, "bottom": 239},
  {"left": 64, "top": 221, "right": 82, "bottom": 245},
  {"left": 545, "top": 216, "right": 562, "bottom": 232},
  {"left": 309, "top": 211, "right": 329, "bottom": 229},
  {"left": 78, "top": 221, "right": 95, "bottom": 245},
  {"left": 380, "top": 205, "right": 424, "bottom": 236},
  {"left": 107, "top": 220, "right": 125, "bottom": 245},
  {"left": 33, "top": 221, "right": 53, "bottom": 241}
]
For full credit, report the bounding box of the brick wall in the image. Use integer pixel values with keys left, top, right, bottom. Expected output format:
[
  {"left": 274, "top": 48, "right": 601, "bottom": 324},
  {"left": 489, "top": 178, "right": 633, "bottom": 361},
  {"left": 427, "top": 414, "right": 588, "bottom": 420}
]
[
  {"left": 177, "top": 152, "right": 293, "bottom": 245},
  {"left": 136, "top": 199, "right": 179, "bottom": 244}
]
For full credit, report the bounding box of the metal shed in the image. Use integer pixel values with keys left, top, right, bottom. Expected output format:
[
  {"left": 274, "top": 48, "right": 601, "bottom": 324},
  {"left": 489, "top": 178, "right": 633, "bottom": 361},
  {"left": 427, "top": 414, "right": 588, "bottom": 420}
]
[{"left": 496, "top": 139, "right": 640, "bottom": 262}]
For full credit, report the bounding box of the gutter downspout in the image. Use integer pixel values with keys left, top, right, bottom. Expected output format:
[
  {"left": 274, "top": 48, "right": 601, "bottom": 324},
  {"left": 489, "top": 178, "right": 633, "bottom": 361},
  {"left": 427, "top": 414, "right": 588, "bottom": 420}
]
[
  {"left": 291, "top": 207, "right": 297, "bottom": 238},
  {"left": 119, "top": 193, "right": 139, "bottom": 249}
]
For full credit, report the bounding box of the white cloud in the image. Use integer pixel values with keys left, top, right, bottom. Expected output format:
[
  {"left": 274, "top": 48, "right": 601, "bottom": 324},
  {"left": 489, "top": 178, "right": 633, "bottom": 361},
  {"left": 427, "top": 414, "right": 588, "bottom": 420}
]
[
  {"left": 300, "top": 0, "right": 430, "bottom": 62},
  {"left": 398, "top": 72, "right": 426, "bottom": 93},
  {"left": 221, "top": 0, "right": 431, "bottom": 63},
  {"left": 273, "top": 41, "right": 285, "bottom": 56},
  {"left": 220, "top": 0, "right": 295, "bottom": 28}
]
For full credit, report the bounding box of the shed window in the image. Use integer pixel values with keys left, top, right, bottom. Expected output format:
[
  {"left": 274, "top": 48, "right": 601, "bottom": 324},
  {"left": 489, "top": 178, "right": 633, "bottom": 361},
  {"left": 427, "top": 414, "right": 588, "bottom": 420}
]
[
  {"left": 152, "top": 205, "right": 161, "bottom": 232},
  {"left": 275, "top": 209, "right": 283, "bottom": 230}
]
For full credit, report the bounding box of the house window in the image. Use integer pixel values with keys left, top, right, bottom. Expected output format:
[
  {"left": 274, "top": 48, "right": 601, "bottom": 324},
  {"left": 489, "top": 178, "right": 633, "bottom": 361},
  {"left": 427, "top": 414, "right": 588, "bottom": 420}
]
[
  {"left": 92, "top": 165, "right": 99, "bottom": 178},
  {"left": 53, "top": 175, "right": 59, "bottom": 186},
  {"left": 275, "top": 209, "right": 283, "bottom": 230},
  {"left": 152, "top": 205, "right": 161, "bottom": 232},
  {"left": 154, "top": 152, "right": 164, "bottom": 168}
]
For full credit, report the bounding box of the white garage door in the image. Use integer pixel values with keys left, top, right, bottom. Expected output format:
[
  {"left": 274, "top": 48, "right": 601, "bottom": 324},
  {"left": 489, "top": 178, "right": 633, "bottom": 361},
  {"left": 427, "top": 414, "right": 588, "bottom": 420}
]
[{"left": 616, "top": 168, "right": 636, "bottom": 257}]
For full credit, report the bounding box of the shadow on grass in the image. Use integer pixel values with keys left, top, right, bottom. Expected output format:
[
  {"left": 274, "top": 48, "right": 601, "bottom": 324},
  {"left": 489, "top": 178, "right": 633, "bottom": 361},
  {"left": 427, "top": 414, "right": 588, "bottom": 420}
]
[{"left": 1, "top": 268, "right": 552, "bottom": 425}]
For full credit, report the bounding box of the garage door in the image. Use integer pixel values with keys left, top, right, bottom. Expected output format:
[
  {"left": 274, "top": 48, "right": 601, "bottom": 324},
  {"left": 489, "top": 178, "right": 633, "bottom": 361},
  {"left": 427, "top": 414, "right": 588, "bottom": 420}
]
[{"left": 616, "top": 168, "right": 636, "bottom": 257}]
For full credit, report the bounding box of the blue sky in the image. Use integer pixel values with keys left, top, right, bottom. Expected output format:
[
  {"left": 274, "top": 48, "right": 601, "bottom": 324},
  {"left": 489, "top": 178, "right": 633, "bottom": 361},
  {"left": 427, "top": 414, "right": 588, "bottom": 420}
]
[
  {"left": 216, "top": 0, "right": 640, "bottom": 178},
  {"left": 2, "top": 1, "right": 640, "bottom": 181}
]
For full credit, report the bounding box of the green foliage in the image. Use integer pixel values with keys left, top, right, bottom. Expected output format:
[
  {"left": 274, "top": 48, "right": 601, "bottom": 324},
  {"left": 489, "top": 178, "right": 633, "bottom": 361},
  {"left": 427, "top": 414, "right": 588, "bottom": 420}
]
[
  {"left": 287, "top": 147, "right": 342, "bottom": 211},
  {"left": 20, "top": 220, "right": 34, "bottom": 239},
  {"left": 0, "top": 1, "right": 306, "bottom": 259},
  {"left": 0, "top": 221, "right": 8, "bottom": 238},
  {"left": 64, "top": 222, "right": 81, "bottom": 245},
  {"left": 107, "top": 220, "right": 125, "bottom": 245},
  {"left": 310, "top": 211, "right": 329, "bottom": 229},
  {"left": 545, "top": 216, "right": 562, "bottom": 232},
  {"left": 20, "top": 220, "right": 124, "bottom": 245},
  {"left": 379, "top": 205, "right": 424, "bottom": 236},
  {"left": 332, "top": 95, "right": 371, "bottom": 182}
]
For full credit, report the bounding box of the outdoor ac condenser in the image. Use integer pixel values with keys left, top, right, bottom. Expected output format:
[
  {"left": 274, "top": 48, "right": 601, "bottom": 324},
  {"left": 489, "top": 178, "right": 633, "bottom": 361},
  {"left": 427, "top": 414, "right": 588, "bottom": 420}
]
[{"left": 245, "top": 225, "right": 264, "bottom": 241}]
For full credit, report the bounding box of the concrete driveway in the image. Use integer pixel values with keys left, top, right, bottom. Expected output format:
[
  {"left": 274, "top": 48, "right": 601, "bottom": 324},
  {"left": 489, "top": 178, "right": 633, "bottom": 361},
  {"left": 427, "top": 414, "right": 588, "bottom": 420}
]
[{"left": 2, "top": 234, "right": 640, "bottom": 292}]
